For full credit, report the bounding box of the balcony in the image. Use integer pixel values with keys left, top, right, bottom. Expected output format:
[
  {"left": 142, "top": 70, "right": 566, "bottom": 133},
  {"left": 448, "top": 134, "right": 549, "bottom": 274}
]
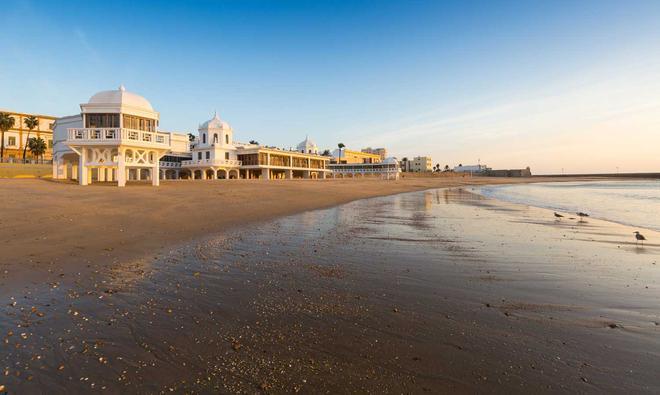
[
  {"left": 181, "top": 158, "right": 242, "bottom": 167},
  {"left": 67, "top": 128, "right": 170, "bottom": 148},
  {"left": 159, "top": 161, "right": 182, "bottom": 168}
]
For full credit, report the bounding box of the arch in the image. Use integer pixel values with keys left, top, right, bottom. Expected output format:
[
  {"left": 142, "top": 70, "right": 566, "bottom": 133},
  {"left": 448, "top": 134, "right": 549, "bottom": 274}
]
[
  {"left": 205, "top": 169, "right": 215, "bottom": 179},
  {"left": 140, "top": 168, "right": 151, "bottom": 180},
  {"left": 202, "top": 133, "right": 206, "bottom": 144},
  {"left": 217, "top": 169, "right": 228, "bottom": 179},
  {"left": 213, "top": 133, "right": 218, "bottom": 144},
  {"left": 310, "top": 172, "right": 318, "bottom": 179},
  {"left": 194, "top": 170, "right": 203, "bottom": 180},
  {"left": 228, "top": 169, "right": 239, "bottom": 179},
  {"left": 148, "top": 151, "right": 156, "bottom": 163}
]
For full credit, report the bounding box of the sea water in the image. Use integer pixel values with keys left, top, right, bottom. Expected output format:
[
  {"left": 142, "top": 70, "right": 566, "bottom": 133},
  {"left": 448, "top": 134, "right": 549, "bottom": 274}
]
[{"left": 478, "top": 180, "right": 660, "bottom": 231}]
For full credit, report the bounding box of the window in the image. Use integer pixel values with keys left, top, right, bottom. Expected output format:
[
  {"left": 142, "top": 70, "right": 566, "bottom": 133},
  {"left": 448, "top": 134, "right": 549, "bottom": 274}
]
[
  {"left": 205, "top": 151, "right": 210, "bottom": 159},
  {"left": 213, "top": 134, "right": 218, "bottom": 144},
  {"left": 225, "top": 152, "right": 229, "bottom": 160},
  {"left": 225, "top": 134, "right": 229, "bottom": 144},
  {"left": 197, "top": 152, "right": 202, "bottom": 160},
  {"left": 86, "top": 113, "right": 120, "bottom": 128},
  {"left": 202, "top": 134, "right": 206, "bottom": 144},
  {"left": 8, "top": 136, "right": 16, "bottom": 146}
]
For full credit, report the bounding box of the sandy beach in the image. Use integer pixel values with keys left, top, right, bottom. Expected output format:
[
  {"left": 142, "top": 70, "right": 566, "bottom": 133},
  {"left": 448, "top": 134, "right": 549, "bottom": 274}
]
[{"left": 1, "top": 177, "right": 659, "bottom": 393}]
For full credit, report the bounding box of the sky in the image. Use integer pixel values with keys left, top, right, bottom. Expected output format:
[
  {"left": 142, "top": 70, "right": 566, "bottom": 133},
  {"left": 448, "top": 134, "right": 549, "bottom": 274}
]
[{"left": 1, "top": 0, "right": 660, "bottom": 174}]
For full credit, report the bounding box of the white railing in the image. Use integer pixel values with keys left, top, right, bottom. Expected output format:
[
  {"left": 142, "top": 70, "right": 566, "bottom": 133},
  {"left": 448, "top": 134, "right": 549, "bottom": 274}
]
[
  {"left": 329, "top": 165, "right": 400, "bottom": 174},
  {"left": 67, "top": 128, "right": 170, "bottom": 147},
  {"left": 181, "top": 158, "right": 242, "bottom": 167}
]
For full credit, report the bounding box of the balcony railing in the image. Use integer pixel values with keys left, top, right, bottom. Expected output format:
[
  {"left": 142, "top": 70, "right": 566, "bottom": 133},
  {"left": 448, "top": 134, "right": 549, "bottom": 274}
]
[
  {"left": 181, "top": 158, "right": 242, "bottom": 167},
  {"left": 67, "top": 128, "right": 170, "bottom": 147},
  {"left": 159, "top": 161, "right": 182, "bottom": 168}
]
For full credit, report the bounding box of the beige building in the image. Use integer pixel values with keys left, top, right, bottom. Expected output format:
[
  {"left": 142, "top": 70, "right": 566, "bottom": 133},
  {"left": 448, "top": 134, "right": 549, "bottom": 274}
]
[
  {"left": 361, "top": 147, "right": 387, "bottom": 160},
  {"left": 0, "top": 110, "right": 57, "bottom": 162},
  {"left": 401, "top": 156, "right": 433, "bottom": 172},
  {"left": 332, "top": 148, "right": 381, "bottom": 164}
]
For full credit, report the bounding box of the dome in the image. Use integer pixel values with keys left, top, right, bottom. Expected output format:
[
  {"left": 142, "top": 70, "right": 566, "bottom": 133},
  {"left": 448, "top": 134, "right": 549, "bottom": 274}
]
[
  {"left": 87, "top": 85, "right": 154, "bottom": 111},
  {"left": 383, "top": 157, "right": 399, "bottom": 165},
  {"left": 297, "top": 135, "right": 318, "bottom": 154},
  {"left": 200, "top": 111, "right": 231, "bottom": 130}
]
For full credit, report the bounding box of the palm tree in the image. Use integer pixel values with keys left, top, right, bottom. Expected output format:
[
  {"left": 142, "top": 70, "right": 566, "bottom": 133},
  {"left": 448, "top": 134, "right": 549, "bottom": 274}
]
[
  {"left": 321, "top": 149, "right": 331, "bottom": 156},
  {"left": 28, "top": 137, "right": 47, "bottom": 164},
  {"left": 444, "top": 164, "right": 450, "bottom": 172},
  {"left": 187, "top": 133, "right": 195, "bottom": 142},
  {"left": 0, "top": 112, "right": 16, "bottom": 161},
  {"left": 249, "top": 140, "right": 259, "bottom": 145},
  {"left": 23, "top": 115, "right": 39, "bottom": 162},
  {"left": 337, "top": 143, "right": 345, "bottom": 163}
]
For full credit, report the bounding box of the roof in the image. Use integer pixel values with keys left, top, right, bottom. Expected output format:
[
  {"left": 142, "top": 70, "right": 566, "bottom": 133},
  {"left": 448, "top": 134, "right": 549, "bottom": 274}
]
[
  {"left": 87, "top": 85, "right": 154, "bottom": 112},
  {"left": 199, "top": 111, "right": 231, "bottom": 130}
]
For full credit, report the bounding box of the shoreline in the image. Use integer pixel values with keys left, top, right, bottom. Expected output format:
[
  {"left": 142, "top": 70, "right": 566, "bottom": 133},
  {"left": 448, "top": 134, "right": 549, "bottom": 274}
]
[{"left": 0, "top": 176, "right": 596, "bottom": 294}]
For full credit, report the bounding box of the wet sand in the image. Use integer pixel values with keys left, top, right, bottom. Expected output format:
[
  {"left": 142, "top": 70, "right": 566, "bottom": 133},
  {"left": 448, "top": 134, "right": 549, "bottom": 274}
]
[{"left": 2, "top": 179, "right": 660, "bottom": 393}]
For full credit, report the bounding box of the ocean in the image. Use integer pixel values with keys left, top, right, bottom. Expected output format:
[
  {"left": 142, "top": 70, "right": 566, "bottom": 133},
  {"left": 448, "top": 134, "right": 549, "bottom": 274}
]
[{"left": 478, "top": 180, "right": 660, "bottom": 231}]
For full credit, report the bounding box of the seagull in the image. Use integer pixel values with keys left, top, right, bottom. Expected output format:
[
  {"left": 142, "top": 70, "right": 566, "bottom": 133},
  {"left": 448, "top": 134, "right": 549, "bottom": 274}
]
[
  {"left": 577, "top": 212, "right": 589, "bottom": 222},
  {"left": 634, "top": 231, "right": 647, "bottom": 246},
  {"left": 554, "top": 212, "right": 564, "bottom": 219}
]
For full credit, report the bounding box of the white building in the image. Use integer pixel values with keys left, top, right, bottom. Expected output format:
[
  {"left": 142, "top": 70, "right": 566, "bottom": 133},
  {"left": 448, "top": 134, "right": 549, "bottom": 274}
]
[
  {"left": 296, "top": 136, "right": 319, "bottom": 154},
  {"left": 51, "top": 85, "right": 187, "bottom": 186},
  {"left": 328, "top": 157, "right": 401, "bottom": 180},
  {"left": 51, "top": 86, "right": 332, "bottom": 186}
]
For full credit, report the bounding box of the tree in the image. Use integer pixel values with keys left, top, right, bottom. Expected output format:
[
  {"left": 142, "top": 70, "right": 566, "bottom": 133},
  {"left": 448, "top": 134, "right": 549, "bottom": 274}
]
[
  {"left": 23, "top": 115, "right": 39, "bottom": 162},
  {"left": 337, "top": 143, "right": 345, "bottom": 163},
  {"left": 444, "top": 164, "right": 450, "bottom": 172},
  {"left": 187, "top": 133, "right": 196, "bottom": 142},
  {"left": 249, "top": 140, "right": 259, "bottom": 145},
  {"left": 28, "top": 137, "right": 47, "bottom": 164},
  {"left": 0, "top": 112, "right": 16, "bottom": 161},
  {"left": 435, "top": 163, "right": 440, "bottom": 172}
]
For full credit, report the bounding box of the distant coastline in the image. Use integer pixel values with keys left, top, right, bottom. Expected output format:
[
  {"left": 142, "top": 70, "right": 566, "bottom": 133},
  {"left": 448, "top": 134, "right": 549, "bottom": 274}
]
[{"left": 536, "top": 172, "right": 660, "bottom": 179}]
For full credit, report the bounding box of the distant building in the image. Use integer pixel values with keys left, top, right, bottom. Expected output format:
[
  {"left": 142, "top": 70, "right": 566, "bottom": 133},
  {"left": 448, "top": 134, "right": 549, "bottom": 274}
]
[
  {"left": 332, "top": 148, "right": 381, "bottom": 164},
  {"left": 329, "top": 157, "right": 401, "bottom": 180},
  {"left": 485, "top": 167, "right": 532, "bottom": 177},
  {"left": 453, "top": 164, "right": 490, "bottom": 173},
  {"left": 361, "top": 147, "right": 387, "bottom": 160},
  {"left": 0, "top": 110, "right": 57, "bottom": 162},
  {"left": 400, "top": 156, "right": 433, "bottom": 172}
]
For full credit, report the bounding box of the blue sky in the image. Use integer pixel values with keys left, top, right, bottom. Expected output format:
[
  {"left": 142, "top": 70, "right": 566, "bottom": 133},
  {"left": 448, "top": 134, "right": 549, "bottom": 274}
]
[{"left": 2, "top": 0, "right": 660, "bottom": 173}]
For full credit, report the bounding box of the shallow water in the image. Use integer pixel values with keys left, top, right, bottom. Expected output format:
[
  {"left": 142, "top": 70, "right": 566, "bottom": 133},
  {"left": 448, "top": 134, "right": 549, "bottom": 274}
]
[
  {"left": 478, "top": 180, "right": 660, "bottom": 231},
  {"left": 2, "top": 188, "right": 660, "bottom": 393}
]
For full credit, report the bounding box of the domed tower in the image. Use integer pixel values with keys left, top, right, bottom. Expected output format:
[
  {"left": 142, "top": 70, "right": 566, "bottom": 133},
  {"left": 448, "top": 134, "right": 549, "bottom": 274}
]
[
  {"left": 56, "top": 85, "right": 171, "bottom": 187},
  {"left": 198, "top": 111, "right": 233, "bottom": 148},
  {"left": 296, "top": 135, "right": 318, "bottom": 154}
]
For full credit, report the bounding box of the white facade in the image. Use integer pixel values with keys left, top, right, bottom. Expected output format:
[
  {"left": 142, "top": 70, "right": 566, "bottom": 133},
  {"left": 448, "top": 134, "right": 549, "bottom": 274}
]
[
  {"left": 401, "top": 156, "right": 433, "bottom": 172},
  {"left": 52, "top": 85, "right": 186, "bottom": 187},
  {"left": 329, "top": 157, "right": 401, "bottom": 180},
  {"left": 296, "top": 136, "right": 319, "bottom": 154}
]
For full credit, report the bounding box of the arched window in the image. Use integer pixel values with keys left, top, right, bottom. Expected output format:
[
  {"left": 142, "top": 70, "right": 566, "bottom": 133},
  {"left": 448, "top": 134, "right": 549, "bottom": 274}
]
[
  {"left": 225, "top": 134, "right": 229, "bottom": 144},
  {"left": 202, "top": 133, "right": 206, "bottom": 144},
  {"left": 213, "top": 134, "right": 218, "bottom": 143}
]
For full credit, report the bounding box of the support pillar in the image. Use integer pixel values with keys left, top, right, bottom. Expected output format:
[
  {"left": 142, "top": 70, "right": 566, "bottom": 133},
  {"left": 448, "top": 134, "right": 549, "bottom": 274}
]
[
  {"left": 79, "top": 149, "right": 88, "bottom": 186},
  {"left": 152, "top": 164, "right": 159, "bottom": 186},
  {"left": 98, "top": 167, "right": 106, "bottom": 182},
  {"left": 286, "top": 169, "right": 293, "bottom": 179},
  {"left": 263, "top": 168, "right": 270, "bottom": 180},
  {"left": 117, "top": 149, "right": 126, "bottom": 187}
]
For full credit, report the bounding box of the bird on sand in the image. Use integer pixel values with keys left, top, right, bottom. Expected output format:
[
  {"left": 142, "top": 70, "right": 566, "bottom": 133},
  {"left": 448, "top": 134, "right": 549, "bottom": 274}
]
[
  {"left": 577, "top": 212, "right": 589, "bottom": 222},
  {"left": 634, "top": 231, "right": 647, "bottom": 246},
  {"left": 554, "top": 212, "right": 564, "bottom": 219}
]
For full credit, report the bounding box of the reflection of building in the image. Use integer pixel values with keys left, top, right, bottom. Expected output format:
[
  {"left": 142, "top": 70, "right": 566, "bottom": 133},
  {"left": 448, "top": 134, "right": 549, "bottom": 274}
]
[
  {"left": 332, "top": 148, "right": 381, "bottom": 164},
  {"left": 0, "top": 110, "right": 57, "bottom": 162},
  {"left": 401, "top": 156, "right": 432, "bottom": 172},
  {"left": 52, "top": 86, "right": 330, "bottom": 186},
  {"left": 361, "top": 147, "right": 387, "bottom": 160},
  {"left": 329, "top": 157, "right": 400, "bottom": 180}
]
